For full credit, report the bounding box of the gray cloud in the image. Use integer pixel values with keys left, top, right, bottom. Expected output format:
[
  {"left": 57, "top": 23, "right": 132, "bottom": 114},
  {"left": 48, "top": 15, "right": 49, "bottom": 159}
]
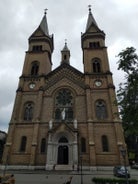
[{"left": 0, "top": 0, "right": 138, "bottom": 132}]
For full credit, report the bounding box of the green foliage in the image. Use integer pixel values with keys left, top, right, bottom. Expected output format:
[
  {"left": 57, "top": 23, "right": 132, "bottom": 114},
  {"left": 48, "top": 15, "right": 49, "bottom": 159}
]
[
  {"left": 92, "top": 177, "right": 137, "bottom": 184},
  {"left": 117, "top": 47, "right": 138, "bottom": 136},
  {"left": 117, "top": 47, "right": 138, "bottom": 74}
]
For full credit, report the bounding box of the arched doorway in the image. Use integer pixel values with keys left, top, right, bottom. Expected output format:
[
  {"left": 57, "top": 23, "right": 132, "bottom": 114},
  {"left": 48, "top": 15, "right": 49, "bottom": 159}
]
[
  {"left": 57, "top": 136, "right": 69, "bottom": 165},
  {"left": 58, "top": 145, "right": 68, "bottom": 164}
]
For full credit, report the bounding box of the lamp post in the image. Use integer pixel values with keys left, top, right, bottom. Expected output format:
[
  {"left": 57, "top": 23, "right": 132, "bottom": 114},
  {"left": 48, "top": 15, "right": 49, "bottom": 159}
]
[
  {"left": 3, "top": 154, "right": 8, "bottom": 176},
  {"left": 80, "top": 155, "right": 83, "bottom": 184},
  {"left": 120, "top": 147, "right": 129, "bottom": 184}
]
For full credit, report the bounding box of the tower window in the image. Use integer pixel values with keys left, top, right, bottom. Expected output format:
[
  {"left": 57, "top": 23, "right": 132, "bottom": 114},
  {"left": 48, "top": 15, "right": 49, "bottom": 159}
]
[
  {"left": 32, "top": 45, "right": 42, "bottom": 52},
  {"left": 40, "top": 138, "right": 46, "bottom": 153},
  {"left": 95, "top": 100, "right": 107, "bottom": 120},
  {"left": 55, "top": 89, "right": 74, "bottom": 121},
  {"left": 31, "top": 61, "right": 39, "bottom": 76},
  {"left": 102, "top": 135, "right": 109, "bottom": 152},
  {"left": 24, "top": 102, "right": 34, "bottom": 121},
  {"left": 20, "top": 136, "right": 27, "bottom": 152},
  {"left": 81, "top": 137, "right": 86, "bottom": 153},
  {"left": 64, "top": 55, "right": 67, "bottom": 60},
  {"left": 89, "top": 42, "right": 100, "bottom": 48},
  {"left": 92, "top": 58, "right": 101, "bottom": 73}
]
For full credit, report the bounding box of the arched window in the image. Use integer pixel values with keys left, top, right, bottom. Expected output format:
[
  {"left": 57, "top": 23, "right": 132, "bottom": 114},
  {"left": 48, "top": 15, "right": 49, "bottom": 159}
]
[
  {"left": 24, "top": 102, "right": 34, "bottom": 121},
  {"left": 31, "top": 61, "right": 39, "bottom": 75},
  {"left": 95, "top": 100, "right": 107, "bottom": 120},
  {"left": 59, "top": 136, "right": 68, "bottom": 143},
  {"left": 20, "top": 136, "right": 27, "bottom": 152},
  {"left": 55, "top": 89, "right": 74, "bottom": 121},
  {"left": 92, "top": 58, "right": 101, "bottom": 73},
  {"left": 102, "top": 135, "right": 109, "bottom": 152},
  {"left": 81, "top": 137, "right": 86, "bottom": 153},
  {"left": 64, "top": 55, "right": 67, "bottom": 60},
  {"left": 40, "top": 138, "right": 46, "bottom": 153}
]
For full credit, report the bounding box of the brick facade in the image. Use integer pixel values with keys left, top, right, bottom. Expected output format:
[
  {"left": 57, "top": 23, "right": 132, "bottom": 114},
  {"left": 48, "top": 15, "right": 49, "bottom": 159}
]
[{"left": 2, "top": 9, "right": 127, "bottom": 170}]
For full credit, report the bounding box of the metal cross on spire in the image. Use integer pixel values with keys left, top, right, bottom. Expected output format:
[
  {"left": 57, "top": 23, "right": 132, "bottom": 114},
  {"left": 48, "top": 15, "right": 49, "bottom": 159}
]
[
  {"left": 44, "top": 8, "right": 48, "bottom": 15},
  {"left": 88, "top": 5, "right": 92, "bottom": 13},
  {"left": 65, "top": 39, "right": 67, "bottom": 45}
]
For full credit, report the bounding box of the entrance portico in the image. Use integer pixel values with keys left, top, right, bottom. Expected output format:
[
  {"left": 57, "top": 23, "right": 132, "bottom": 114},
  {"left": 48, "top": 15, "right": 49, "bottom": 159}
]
[{"left": 46, "top": 122, "right": 78, "bottom": 170}]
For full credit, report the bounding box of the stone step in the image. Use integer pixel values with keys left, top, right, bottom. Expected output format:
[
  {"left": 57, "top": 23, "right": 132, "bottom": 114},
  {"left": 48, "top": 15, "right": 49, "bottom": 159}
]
[{"left": 55, "top": 165, "right": 72, "bottom": 170}]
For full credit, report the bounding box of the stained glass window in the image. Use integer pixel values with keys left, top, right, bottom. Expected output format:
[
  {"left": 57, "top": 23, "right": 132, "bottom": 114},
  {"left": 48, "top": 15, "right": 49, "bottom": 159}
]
[{"left": 55, "top": 89, "right": 73, "bottom": 120}]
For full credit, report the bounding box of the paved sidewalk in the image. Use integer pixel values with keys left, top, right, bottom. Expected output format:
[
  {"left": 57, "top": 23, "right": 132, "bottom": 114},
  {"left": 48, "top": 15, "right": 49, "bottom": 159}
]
[{"left": 0, "top": 169, "right": 137, "bottom": 184}]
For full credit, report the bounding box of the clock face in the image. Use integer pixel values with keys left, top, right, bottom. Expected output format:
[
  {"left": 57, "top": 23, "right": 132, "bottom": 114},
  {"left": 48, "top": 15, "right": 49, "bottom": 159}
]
[
  {"left": 95, "top": 80, "right": 102, "bottom": 87},
  {"left": 29, "top": 83, "right": 36, "bottom": 89}
]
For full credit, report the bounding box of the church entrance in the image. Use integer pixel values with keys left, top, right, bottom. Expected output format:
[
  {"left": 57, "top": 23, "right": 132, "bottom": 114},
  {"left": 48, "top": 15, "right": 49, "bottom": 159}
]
[
  {"left": 46, "top": 133, "right": 79, "bottom": 170},
  {"left": 57, "top": 145, "right": 68, "bottom": 164}
]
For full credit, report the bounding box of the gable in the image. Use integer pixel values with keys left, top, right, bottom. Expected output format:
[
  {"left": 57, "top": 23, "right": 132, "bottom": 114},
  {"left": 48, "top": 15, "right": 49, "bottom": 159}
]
[
  {"left": 44, "top": 64, "right": 85, "bottom": 95},
  {"left": 45, "top": 77, "right": 85, "bottom": 96},
  {"left": 50, "top": 122, "right": 76, "bottom": 134}
]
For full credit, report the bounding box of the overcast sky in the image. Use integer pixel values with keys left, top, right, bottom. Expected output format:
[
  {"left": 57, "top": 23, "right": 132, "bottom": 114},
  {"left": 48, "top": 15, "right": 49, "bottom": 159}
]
[{"left": 0, "top": 0, "right": 138, "bottom": 132}]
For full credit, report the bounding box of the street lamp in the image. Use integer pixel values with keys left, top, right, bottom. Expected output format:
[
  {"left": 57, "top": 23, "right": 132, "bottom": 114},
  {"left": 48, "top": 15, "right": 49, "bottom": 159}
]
[
  {"left": 120, "top": 147, "right": 129, "bottom": 184},
  {"left": 3, "top": 154, "right": 8, "bottom": 176},
  {"left": 80, "top": 155, "right": 83, "bottom": 184}
]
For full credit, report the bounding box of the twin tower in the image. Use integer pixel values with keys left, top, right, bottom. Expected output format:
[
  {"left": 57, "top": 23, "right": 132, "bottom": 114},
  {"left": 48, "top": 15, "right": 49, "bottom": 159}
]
[{"left": 2, "top": 7, "right": 127, "bottom": 170}]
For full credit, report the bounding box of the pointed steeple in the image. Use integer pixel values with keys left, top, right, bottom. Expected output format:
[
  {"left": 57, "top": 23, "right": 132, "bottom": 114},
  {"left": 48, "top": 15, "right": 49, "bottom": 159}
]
[
  {"left": 81, "top": 6, "right": 106, "bottom": 74},
  {"left": 86, "top": 5, "right": 99, "bottom": 31},
  {"left": 61, "top": 40, "right": 70, "bottom": 65},
  {"left": 27, "top": 10, "right": 54, "bottom": 75},
  {"left": 39, "top": 9, "right": 49, "bottom": 36},
  {"left": 29, "top": 9, "right": 54, "bottom": 54},
  {"left": 29, "top": 9, "right": 53, "bottom": 39},
  {"left": 62, "top": 40, "right": 69, "bottom": 51}
]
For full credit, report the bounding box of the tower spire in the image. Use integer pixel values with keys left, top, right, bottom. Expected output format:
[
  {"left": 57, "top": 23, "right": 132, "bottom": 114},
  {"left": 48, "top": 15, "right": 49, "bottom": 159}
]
[
  {"left": 85, "top": 4, "right": 99, "bottom": 32},
  {"left": 44, "top": 8, "right": 48, "bottom": 15},
  {"left": 39, "top": 8, "right": 49, "bottom": 36},
  {"left": 88, "top": 4, "right": 92, "bottom": 14},
  {"left": 61, "top": 40, "right": 70, "bottom": 65},
  {"left": 81, "top": 6, "right": 105, "bottom": 74},
  {"left": 28, "top": 9, "right": 54, "bottom": 73},
  {"left": 63, "top": 39, "right": 69, "bottom": 51}
]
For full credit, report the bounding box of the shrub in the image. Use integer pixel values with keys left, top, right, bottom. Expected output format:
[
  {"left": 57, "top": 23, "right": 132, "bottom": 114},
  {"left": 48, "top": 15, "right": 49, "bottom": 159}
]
[{"left": 92, "top": 177, "right": 138, "bottom": 184}]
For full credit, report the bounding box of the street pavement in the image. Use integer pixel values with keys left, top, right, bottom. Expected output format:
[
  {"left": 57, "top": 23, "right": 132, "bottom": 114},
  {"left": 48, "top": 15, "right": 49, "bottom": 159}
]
[{"left": 0, "top": 169, "right": 137, "bottom": 184}]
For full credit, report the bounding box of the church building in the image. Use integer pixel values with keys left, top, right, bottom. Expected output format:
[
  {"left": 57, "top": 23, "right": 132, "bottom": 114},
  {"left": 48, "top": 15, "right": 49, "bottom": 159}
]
[{"left": 2, "top": 7, "right": 127, "bottom": 170}]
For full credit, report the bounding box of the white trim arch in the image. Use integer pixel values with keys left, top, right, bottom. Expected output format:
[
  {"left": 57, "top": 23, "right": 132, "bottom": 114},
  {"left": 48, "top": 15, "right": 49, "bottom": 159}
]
[{"left": 46, "top": 128, "right": 78, "bottom": 170}]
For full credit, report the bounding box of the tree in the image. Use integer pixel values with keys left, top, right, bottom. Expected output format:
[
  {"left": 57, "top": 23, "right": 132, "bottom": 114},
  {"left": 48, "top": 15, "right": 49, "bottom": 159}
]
[
  {"left": 117, "top": 47, "right": 138, "bottom": 162},
  {"left": 117, "top": 47, "right": 138, "bottom": 136}
]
